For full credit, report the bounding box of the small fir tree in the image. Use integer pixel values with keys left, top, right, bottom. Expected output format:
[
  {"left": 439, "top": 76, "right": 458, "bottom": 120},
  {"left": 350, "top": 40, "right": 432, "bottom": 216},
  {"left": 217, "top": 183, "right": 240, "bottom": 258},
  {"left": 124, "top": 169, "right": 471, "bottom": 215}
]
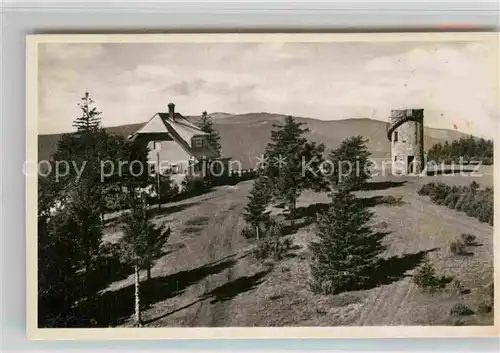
[
  {"left": 197, "top": 111, "right": 222, "bottom": 157},
  {"left": 309, "top": 186, "right": 386, "bottom": 294},
  {"left": 242, "top": 177, "right": 272, "bottom": 241},
  {"left": 144, "top": 221, "right": 171, "bottom": 281},
  {"left": 413, "top": 258, "right": 451, "bottom": 293},
  {"left": 328, "top": 135, "right": 372, "bottom": 191},
  {"left": 261, "top": 116, "right": 326, "bottom": 226}
]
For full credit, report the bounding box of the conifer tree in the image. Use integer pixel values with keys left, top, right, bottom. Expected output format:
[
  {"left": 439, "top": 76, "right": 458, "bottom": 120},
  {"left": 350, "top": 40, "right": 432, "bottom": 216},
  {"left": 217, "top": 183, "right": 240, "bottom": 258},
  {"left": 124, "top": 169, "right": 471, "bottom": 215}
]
[
  {"left": 64, "top": 180, "right": 104, "bottom": 297},
  {"left": 262, "top": 116, "right": 326, "bottom": 226},
  {"left": 328, "top": 135, "right": 372, "bottom": 191},
  {"left": 242, "top": 177, "right": 272, "bottom": 241},
  {"left": 119, "top": 192, "right": 170, "bottom": 326},
  {"left": 197, "top": 111, "right": 222, "bottom": 157},
  {"left": 53, "top": 92, "right": 106, "bottom": 222},
  {"left": 48, "top": 92, "right": 149, "bottom": 305},
  {"left": 73, "top": 91, "right": 102, "bottom": 133},
  {"left": 144, "top": 220, "right": 171, "bottom": 282},
  {"left": 38, "top": 176, "right": 81, "bottom": 327},
  {"left": 427, "top": 136, "right": 493, "bottom": 165},
  {"left": 38, "top": 93, "right": 105, "bottom": 325},
  {"left": 38, "top": 209, "right": 82, "bottom": 327},
  {"left": 39, "top": 92, "right": 151, "bottom": 326},
  {"left": 309, "top": 186, "right": 386, "bottom": 294}
]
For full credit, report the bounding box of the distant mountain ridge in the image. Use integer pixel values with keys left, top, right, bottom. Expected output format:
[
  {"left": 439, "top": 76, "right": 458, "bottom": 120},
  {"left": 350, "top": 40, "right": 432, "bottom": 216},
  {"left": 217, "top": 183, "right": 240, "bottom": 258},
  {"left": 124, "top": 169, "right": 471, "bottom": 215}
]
[{"left": 38, "top": 113, "right": 473, "bottom": 169}]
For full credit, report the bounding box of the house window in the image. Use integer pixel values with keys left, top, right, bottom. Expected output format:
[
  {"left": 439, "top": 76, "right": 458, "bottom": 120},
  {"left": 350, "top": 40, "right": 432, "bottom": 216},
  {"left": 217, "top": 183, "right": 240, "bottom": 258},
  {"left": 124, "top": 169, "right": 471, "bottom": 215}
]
[
  {"left": 193, "top": 137, "right": 204, "bottom": 148},
  {"left": 393, "top": 131, "right": 398, "bottom": 142}
]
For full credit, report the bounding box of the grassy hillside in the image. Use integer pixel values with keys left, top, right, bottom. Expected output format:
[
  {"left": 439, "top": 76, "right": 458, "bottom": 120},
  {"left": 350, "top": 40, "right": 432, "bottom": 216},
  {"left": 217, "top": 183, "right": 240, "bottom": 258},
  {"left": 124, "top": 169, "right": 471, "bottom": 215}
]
[{"left": 38, "top": 114, "right": 470, "bottom": 168}]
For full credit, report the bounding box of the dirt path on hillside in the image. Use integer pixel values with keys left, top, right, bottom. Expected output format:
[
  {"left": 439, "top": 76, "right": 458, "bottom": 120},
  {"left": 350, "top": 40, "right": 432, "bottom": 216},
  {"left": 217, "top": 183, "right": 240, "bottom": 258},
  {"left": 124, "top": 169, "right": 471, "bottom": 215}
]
[
  {"left": 127, "top": 182, "right": 255, "bottom": 327},
  {"left": 186, "top": 191, "right": 247, "bottom": 327}
]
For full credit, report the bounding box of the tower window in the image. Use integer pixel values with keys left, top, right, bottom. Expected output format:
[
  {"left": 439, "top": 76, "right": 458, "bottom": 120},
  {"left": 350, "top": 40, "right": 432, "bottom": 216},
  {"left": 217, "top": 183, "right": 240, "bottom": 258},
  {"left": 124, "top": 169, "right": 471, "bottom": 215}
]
[{"left": 393, "top": 131, "right": 398, "bottom": 142}]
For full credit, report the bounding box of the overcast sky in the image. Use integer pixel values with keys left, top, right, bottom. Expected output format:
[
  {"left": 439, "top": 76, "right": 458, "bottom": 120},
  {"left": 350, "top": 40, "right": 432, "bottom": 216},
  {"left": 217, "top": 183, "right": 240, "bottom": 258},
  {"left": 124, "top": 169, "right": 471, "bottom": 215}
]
[{"left": 39, "top": 40, "right": 498, "bottom": 138}]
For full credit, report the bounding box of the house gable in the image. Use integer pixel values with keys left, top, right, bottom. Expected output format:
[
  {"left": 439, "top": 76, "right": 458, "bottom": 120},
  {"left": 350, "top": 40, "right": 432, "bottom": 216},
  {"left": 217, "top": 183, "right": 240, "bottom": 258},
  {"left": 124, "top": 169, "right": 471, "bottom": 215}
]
[{"left": 135, "top": 114, "right": 170, "bottom": 134}]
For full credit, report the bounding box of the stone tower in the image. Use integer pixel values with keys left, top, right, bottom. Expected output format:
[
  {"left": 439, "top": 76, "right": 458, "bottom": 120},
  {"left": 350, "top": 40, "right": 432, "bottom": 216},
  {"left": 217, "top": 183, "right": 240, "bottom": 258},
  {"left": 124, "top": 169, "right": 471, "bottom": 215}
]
[{"left": 387, "top": 109, "right": 424, "bottom": 175}]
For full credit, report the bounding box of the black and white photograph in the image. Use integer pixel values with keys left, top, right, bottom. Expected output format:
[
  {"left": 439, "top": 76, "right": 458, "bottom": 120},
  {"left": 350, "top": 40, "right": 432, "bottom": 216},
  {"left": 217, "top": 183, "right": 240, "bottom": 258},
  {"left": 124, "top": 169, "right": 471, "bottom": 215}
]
[{"left": 26, "top": 33, "right": 498, "bottom": 337}]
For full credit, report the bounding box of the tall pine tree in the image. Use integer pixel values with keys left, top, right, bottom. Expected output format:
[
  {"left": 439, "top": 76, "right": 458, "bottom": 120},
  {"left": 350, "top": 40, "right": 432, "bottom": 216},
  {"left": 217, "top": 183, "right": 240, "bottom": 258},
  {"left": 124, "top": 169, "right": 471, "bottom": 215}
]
[
  {"left": 53, "top": 91, "right": 106, "bottom": 221},
  {"left": 50, "top": 92, "right": 106, "bottom": 297},
  {"left": 262, "top": 116, "right": 326, "bottom": 225},
  {"left": 39, "top": 92, "right": 152, "bottom": 327},
  {"left": 45, "top": 92, "right": 150, "bottom": 315},
  {"left": 242, "top": 176, "right": 272, "bottom": 241},
  {"left": 309, "top": 186, "right": 386, "bottom": 294},
  {"left": 197, "top": 111, "right": 222, "bottom": 157}
]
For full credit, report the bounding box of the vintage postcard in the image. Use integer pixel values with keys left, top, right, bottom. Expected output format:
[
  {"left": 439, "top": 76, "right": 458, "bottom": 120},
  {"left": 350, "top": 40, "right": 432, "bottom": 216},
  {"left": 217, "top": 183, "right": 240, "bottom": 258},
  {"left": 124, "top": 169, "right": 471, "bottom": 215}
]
[{"left": 26, "top": 33, "right": 499, "bottom": 339}]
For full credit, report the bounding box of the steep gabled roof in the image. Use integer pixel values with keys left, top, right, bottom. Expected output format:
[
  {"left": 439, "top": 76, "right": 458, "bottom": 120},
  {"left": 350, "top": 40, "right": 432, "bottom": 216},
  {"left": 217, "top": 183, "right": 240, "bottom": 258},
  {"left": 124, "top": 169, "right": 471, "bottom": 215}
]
[
  {"left": 134, "top": 114, "right": 170, "bottom": 134},
  {"left": 158, "top": 113, "right": 209, "bottom": 143},
  {"left": 130, "top": 110, "right": 219, "bottom": 160},
  {"left": 159, "top": 112, "right": 204, "bottom": 130}
]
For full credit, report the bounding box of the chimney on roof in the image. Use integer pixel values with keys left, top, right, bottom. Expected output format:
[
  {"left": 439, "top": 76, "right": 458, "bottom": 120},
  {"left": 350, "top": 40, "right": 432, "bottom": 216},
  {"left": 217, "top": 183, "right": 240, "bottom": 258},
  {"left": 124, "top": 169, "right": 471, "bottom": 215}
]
[{"left": 168, "top": 103, "right": 175, "bottom": 120}]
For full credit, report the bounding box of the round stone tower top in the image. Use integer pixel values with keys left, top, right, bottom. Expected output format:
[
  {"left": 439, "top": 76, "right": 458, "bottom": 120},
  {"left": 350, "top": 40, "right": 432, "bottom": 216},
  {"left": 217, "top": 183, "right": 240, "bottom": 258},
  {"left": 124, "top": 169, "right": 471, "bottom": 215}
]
[{"left": 390, "top": 109, "right": 424, "bottom": 123}]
